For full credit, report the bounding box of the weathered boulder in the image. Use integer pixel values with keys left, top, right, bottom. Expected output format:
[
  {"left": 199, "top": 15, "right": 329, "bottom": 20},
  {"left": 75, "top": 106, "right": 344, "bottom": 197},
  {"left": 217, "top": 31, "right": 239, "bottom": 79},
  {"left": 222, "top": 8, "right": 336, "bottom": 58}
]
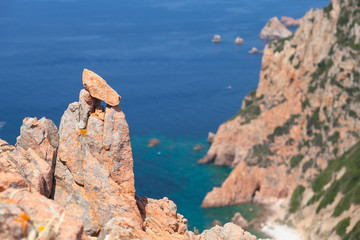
[
  {"left": 143, "top": 197, "right": 189, "bottom": 236},
  {"left": 281, "top": 16, "right": 301, "bottom": 26},
  {"left": 191, "top": 223, "right": 269, "bottom": 240},
  {"left": 0, "top": 188, "right": 86, "bottom": 240},
  {"left": 16, "top": 117, "right": 59, "bottom": 167},
  {"left": 98, "top": 216, "right": 150, "bottom": 240},
  {"left": 0, "top": 171, "right": 29, "bottom": 192},
  {"left": 259, "top": 17, "right": 292, "bottom": 40},
  {"left": 0, "top": 138, "right": 53, "bottom": 197},
  {"left": 0, "top": 198, "right": 37, "bottom": 240},
  {"left": 100, "top": 196, "right": 192, "bottom": 240},
  {"left": 82, "top": 69, "right": 121, "bottom": 106},
  {"left": 232, "top": 212, "right": 249, "bottom": 230}
]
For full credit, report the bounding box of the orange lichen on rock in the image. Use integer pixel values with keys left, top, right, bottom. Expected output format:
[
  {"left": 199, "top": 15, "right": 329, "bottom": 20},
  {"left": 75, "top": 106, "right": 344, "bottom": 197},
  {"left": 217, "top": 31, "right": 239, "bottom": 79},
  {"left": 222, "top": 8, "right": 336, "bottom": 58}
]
[
  {"left": 80, "top": 128, "right": 87, "bottom": 137},
  {"left": 13, "top": 211, "right": 30, "bottom": 235}
]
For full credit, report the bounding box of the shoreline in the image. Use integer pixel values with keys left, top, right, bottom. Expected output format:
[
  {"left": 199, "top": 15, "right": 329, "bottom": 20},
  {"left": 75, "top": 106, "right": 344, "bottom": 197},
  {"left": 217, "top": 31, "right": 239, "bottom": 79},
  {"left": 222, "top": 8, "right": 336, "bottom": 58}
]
[
  {"left": 258, "top": 199, "right": 303, "bottom": 240},
  {"left": 261, "top": 224, "right": 301, "bottom": 240}
]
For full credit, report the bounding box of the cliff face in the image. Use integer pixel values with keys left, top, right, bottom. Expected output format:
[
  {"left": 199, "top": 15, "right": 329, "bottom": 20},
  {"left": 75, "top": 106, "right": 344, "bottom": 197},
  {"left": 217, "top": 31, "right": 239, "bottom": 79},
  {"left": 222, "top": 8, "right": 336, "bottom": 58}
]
[
  {"left": 201, "top": 0, "right": 360, "bottom": 238},
  {"left": 0, "top": 69, "right": 268, "bottom": 240}
]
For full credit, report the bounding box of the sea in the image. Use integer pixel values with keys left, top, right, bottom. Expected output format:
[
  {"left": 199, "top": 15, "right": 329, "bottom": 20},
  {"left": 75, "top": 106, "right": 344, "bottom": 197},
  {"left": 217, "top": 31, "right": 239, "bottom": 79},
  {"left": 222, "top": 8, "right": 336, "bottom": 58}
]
[{"left": 0, "top": 0, "right": 329, "bottom": 236}]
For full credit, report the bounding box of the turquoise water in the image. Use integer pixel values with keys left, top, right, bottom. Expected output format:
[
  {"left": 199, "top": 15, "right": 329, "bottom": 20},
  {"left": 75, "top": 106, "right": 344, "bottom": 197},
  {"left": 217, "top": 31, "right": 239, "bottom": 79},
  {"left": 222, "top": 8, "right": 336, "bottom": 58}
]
[
  {"left": 132, "top": 133, "right": 264, "bottom": 233},
  {"left": 0, "top": 0, "right": 330, "bottom": 236}
]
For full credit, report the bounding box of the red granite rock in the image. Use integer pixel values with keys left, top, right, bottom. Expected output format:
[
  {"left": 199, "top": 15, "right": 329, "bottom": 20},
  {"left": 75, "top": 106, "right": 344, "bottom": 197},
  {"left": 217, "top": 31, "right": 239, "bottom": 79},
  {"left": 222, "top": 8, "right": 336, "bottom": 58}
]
[
  {"left": 259, "top": 17, "right": 292, "bottom": 40},
  {"left": 0, "top": 188, "right": 86, "bottom": 240},
  {"left": 82, "top": 69, "right": 121, "bottom": 106}
]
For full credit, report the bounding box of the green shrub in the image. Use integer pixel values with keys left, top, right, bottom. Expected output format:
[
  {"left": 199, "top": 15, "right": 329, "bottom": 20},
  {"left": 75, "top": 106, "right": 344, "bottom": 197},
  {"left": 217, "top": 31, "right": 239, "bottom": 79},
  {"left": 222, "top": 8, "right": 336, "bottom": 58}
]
[
  {"left": 294, "top": 62, "right": 301, "bottom": 69},
  {"left": 345, "top": 86, "right": 360, "bottom": 96},
  {"left": 310, "top": 141, "right": 360, "bottom": 216},
  {"left": 308, "top": 85, "right": 318, "bottom": 93},
  {"left": 335, "top": 217, "right": 350, "bottom": 238},
  {"left": 290, "top": 154, "right": 304, "bottom": 168},
  {"left": 320, "top": 76, "right": 328, "bottom": 89},
  {"left": 344, "top": 220, "right": 360, "bottom": 240},
  {"left": 273, "top": 35, "right": 294, "bottom": 53},
  {"left": 354, "top": 71, "right": 360, "bottom": 83},
  {"left": 317, "top": 59, "right": 333, "bottom": 75},
  {"left": 312, "top": 133, "right": 323, "bottom": 147},
  {"left": 302, "top": 98, "right": 310, "bottom": 110},
  {"left": 307, "top": 108, "right": 322, "bottom": 135},
  {"left": 328, "top": 131, "right": 340, "bottom": 144},
  {"left": 252, "top": 144, "right": 272, "bottom": 158},
  {"left": 286, "top": 138, "right": 295, "bottom": 146},
  {"left": 323, "top": 2, "right": 333, "bottom": 17},
  {"left": 229, "top": 90, "right": 263, "bottom": 122},
  {"left": 338, "top": 7, "right": 350, "bottom": 26},
  {"left": 333, "top": 197, "right": 351, "bottom": 217},
  {"left": 312, "top": 167, "right": 334, "bottom": 192},
  {"left": 247, "top": 143, "right": 273, "bottom": 167},
  {"left": 310, "top": 59, "right": 333, "bottom": 86},
  {"left": 267, "top": 115, "right": 300, "bottom": 142},
  {"left": 297, "top": 140, "right": 310, "bottom": 151},
  {"left": 302, "top": 159, "right": 314, "bottom": 173},
  {"left": 316, "top": 181, "right": 340, "bottom": 213},
  {"left": 289, "top": 54, "right": 295, "bottom": 64},
  {"left": 307, "top": 192, "right": 324, "bottom": 206},
  {"left": 349, "top": 110, "right": 358, "bottom": 118},
  {"left": 240, "top": 104, "right": 261, "bottom": 117},
  {"left": 289, "top": 185, "right": 305, "bottom": 213}
]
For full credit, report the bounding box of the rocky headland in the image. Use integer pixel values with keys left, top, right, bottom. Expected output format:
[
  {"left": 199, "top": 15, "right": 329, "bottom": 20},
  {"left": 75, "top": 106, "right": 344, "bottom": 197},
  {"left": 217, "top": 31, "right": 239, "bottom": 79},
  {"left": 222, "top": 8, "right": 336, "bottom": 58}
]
[
  {"left": 0, "top": 69, "right": 270, "bottom": 240},
  {"left": 200, "top": 0, "right": 360, "bottom": 239},
  {"left": 259, "top": 17, "right": 292, "bottom": 40},
  {"left": 281, "top": 16, "right": 302, "bottom": 27}
]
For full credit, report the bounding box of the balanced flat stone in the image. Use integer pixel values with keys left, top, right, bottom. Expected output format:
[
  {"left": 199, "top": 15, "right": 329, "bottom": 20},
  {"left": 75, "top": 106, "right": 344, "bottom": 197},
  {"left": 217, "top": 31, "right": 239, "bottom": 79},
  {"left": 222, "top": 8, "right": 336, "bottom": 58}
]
[{"left": 82, "top": 68, "right": 121, "bottom": 106}]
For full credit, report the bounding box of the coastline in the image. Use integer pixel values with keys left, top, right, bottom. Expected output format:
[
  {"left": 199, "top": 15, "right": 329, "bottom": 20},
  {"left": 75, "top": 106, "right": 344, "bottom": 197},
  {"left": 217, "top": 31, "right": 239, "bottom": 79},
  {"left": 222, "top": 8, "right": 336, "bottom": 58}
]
[
  {"left": 261, "top": 224, "right": 301, "bottom": 240},
  {"left": 259, "top": 199, "right": 303, "bottom": 240}
]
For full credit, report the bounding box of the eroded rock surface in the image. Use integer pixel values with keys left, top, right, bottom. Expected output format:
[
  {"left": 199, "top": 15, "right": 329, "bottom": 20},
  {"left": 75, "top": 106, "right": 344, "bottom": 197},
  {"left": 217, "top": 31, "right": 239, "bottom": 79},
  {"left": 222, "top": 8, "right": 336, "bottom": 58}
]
[
  {"left": 1, "top": 132, "right": 54, "bottom": 197},
  {"left": 54, "top": 88, "right": 141, "bottom": 235},
  {"left": 191, "top": 223, "right": 270, "bottom": 240},
  {"left": 0, "top": 188, "right": 86, "bottom": 240},
  {"left": 16, "top": 117, "right": 59, "bottom": 166},
  {"left": 82, "top": 68, "right": 121, "bottom": 106},
  {"left": 232, "top": 212, "right": 249, "bottom": 230}
]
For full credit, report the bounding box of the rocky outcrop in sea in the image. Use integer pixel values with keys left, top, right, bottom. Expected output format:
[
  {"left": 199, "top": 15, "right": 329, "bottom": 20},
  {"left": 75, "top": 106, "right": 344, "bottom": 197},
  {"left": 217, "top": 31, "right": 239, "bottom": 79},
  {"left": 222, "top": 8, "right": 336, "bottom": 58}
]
[{"left": 259, "top": 17, "right": 292, "bottom": 40}]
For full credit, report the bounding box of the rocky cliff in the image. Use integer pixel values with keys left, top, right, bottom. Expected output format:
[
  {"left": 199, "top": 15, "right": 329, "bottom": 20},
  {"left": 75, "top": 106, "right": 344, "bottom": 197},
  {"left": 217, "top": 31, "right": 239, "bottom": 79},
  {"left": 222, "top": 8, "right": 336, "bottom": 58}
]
[
  {"left": 200, "top": 0, "right": 360, "bottom": 238},
  {"left": 0, "top": 69, "right": 269, "bottom": 240}
]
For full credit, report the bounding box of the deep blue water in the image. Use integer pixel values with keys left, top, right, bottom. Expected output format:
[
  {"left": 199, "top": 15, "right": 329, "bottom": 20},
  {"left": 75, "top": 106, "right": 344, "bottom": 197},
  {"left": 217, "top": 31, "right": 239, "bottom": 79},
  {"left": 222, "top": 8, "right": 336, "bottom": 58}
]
[{"left": 0, "top": 0, "right": 329, "bottom": 234}]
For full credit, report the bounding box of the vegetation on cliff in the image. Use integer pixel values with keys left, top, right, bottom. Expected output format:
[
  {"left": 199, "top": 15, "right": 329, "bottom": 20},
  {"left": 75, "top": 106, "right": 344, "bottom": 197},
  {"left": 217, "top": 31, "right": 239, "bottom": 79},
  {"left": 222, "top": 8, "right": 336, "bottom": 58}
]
[
  {"left": 201, "top": 0, "right": 360, "bottom": 238},
  {"left": 229, "top": 90, "right": 264, "bottom": 124}
]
